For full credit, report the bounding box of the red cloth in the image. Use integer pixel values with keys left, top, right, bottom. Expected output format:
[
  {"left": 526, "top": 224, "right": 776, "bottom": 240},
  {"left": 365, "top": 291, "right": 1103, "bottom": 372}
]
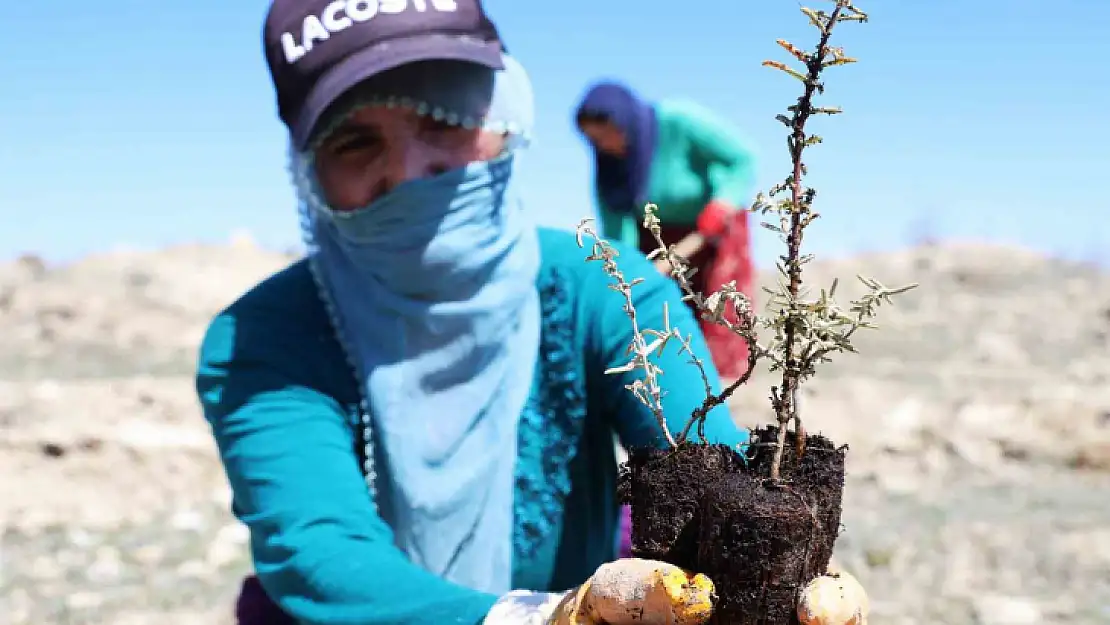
[
  {"left": 637, "top": 208, "right": 755, "bottom": 381},
  {"left": 696, "top": 199, "right": 732, "bottom": 239},
  {"left": 701, "top": 209, "right": 755, "bottom": 380}
]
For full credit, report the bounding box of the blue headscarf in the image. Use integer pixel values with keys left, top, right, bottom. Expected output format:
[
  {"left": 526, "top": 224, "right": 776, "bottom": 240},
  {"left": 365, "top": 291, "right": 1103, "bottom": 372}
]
[
  {"left": 289, "top": 55, "right": 537, "bottom": 596},
  {"left": 575, "top": 81, "right": 658, "bottom": 215}
]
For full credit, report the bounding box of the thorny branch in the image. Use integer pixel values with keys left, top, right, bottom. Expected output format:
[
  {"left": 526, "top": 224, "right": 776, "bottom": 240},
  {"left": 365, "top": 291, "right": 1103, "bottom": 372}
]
[
  {"left": 575, "top": 224, "right": 679, "bottom": 447},
  {"left": 766, "top": 0, "right": 862, "bottom": 480},
  {"left": 639, "top": 206, "right": 766, "bottom": 444},
  {"left": 575, "top": 0, "right": 917, "bottom": 481}
]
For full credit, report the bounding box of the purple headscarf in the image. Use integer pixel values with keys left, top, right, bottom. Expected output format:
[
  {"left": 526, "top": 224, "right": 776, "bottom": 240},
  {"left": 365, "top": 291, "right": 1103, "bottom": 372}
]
[{"left": 575, "top": 81, "right": 658, "bottom": 215}]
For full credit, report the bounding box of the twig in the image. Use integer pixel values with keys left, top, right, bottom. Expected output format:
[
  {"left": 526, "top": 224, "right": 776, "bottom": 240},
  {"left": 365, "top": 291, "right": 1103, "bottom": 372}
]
[
  {"left": 575, "top": 221, "right": 679, "bottom": 447},
  {"left": 767, "top": 1, "right": 849, "bottom": 480}
]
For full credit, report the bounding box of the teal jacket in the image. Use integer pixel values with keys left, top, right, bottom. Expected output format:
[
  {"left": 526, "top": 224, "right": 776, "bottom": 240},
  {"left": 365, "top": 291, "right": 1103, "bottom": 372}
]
[
  {"left": 195, "top": 227, "right": 748, "bottom": 625},
  {"left": 598, "top": 99, "right": 758, "bottom": 249}
]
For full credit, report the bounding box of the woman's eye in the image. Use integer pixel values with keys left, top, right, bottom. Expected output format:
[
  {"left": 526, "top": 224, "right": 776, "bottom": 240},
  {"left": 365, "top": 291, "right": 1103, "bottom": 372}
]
[
  {"left": 332, "top": 136, "right": 378, "bottom": 154},
  {"left": 320, "top": 127, "right": 383, "bottom": 156}
]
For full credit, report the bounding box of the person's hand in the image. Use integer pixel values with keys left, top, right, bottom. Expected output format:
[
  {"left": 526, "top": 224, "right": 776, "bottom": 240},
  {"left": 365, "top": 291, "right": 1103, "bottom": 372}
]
[
  {"left": 797, "top": 566, "right": 870, "bottom": 625},
  {"left": 695, "top": 199, "right": 734, "bottom": 239},
  {"left": 483, "top": 559, "right": 868, "bottom": 625},
  {"left": 547, "top": 558, "right": 714, "bottom": 625},
  {"left": 546, "top": 559, "right": 868, "bottom": 625},
  {"left": 652, "top": 232, "right": 707, "bottom": 276}
]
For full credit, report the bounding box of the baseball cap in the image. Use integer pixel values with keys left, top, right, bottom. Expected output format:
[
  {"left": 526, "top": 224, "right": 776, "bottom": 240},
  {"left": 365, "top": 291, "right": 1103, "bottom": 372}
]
[{"left": 263, "top": 0, "right": 507, "bottom": 149}]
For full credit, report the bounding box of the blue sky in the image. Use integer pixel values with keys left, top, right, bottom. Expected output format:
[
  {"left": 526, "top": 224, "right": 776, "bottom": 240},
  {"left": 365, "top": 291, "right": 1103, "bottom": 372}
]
[{"left": 2, "top": 0, "right": 1107, "bottom": 266}]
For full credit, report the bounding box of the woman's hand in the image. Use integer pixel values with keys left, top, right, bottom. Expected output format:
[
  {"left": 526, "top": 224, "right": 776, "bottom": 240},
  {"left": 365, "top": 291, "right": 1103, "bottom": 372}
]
[
  {"left": 484, "top": 559, "right": 869, "bottom": 625},
  {"left": 798, "top": 566, "right": 870, "bottom": 625},
  {"left": 652, "top": 232, "right": 707, "bottom": 276},
  {"left": 548, "top": 559, "right": 713, "bottom": 625},
  {"left": 548, "top": 559, "right": 870, "bottom": 625}
]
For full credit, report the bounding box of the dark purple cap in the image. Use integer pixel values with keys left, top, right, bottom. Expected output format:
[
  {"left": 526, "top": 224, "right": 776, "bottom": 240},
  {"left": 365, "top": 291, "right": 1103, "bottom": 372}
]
[{"left": 263, "top": 0, "right": 506, "bottom": 149}]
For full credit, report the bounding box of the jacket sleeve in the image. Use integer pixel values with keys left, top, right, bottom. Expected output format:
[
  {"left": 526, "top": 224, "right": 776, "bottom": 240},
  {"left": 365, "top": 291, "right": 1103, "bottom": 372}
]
[
  {"left": 195, "top": 312, "right": 499, "bottom": 625},
  {"left": 583, "top": 240, "right": 749, "bottom": 450},
  {"left": 673, "top": 101, "right": 758, "bottom": 208}
]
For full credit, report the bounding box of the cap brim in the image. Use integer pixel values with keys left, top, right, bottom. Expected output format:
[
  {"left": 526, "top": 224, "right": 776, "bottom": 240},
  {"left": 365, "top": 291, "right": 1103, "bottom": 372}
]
[{"left": 292, "top": 34, "right": 504, "bottom": 150}]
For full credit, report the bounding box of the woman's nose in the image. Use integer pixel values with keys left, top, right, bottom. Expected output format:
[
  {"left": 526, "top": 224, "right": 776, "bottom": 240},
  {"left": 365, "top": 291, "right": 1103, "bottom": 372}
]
[{"left": 379, "top": 140, "right": 445, "bottom": 195}]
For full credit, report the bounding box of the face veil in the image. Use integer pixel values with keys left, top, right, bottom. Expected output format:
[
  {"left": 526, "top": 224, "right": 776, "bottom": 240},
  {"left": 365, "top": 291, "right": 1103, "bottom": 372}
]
[{"left": 290, "top": 54, "right": 541, "bottom": 595}]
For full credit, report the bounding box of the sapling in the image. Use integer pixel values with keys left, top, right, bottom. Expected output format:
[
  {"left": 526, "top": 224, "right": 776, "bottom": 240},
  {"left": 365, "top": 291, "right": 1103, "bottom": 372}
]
[
  {"left": 576, "top": 0, "right": 916, "bottom": 481},
  {"left": 575, "top": 2, "right": 917, "bottom": 622}
]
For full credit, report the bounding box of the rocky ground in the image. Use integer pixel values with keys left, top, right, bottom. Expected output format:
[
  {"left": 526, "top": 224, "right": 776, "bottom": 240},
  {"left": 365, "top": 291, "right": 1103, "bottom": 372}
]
[{"left": 1, "top": 238, "right": 1108, "bottom": 624}]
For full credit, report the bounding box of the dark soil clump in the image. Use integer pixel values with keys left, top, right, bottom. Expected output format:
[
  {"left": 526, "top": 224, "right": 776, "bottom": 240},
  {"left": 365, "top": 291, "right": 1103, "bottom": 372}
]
[
  {"left": 619, "top": 442, "right": 745, "bottom": 569},
  {"left": 619, "top": 426, "right": 847, "bottom": 624}
]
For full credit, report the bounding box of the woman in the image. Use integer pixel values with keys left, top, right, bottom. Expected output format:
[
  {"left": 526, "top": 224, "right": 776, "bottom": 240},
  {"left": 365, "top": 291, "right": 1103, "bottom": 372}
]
[
  {"left": 198, "top": 1, "right": 869, "bottom": 624},
  {"left": 575, "top": 82, "right": 758, "bottom": 379}
]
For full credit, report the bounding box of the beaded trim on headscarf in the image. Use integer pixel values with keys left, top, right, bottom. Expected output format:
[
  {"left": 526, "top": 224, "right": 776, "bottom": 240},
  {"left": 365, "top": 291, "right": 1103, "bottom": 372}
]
[
  {"left": 306, "top": 94, "right": 531, "bottom": 152},
  {"left": 287, "top": 103, "right": 529, "bottom": 221},
  {"left": 287, "top": 55, "right": 535, "bottom": 221}
]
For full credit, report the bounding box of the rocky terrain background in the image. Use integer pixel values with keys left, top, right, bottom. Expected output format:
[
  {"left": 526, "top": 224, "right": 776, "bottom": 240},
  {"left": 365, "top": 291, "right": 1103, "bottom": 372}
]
[{"left": 1, "top": 237, "right": 1108, "bottom": 624}]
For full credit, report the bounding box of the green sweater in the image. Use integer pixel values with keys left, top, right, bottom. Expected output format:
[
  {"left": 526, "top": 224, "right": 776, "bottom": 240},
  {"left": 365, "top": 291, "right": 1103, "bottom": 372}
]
[
  {"left": 196, "top": 227, "right": 749, "bottom": 625},
  {"left": 597, "top": 98, "right": 758, "bottom": 249}
]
